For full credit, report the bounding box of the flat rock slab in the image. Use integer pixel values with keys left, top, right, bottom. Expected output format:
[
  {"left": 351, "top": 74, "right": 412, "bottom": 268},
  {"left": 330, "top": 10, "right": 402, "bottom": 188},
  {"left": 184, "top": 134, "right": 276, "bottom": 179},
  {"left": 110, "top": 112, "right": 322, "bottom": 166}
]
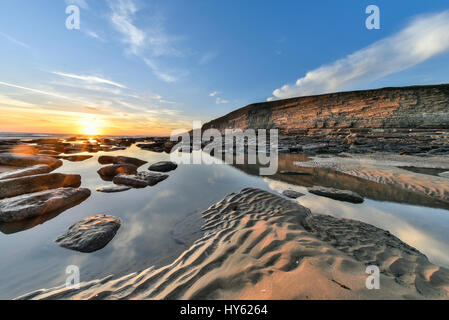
[
  {"left": 149, "top": 161, "right": 178, "bottom": 172},
  {"left": 98, "top": 156, "right": 147, "bottom": 168},
  {"left": 96, "top": 185, "right": 131, "bottom": 193},
  {"left": 97, "top": 164, "right": 137, "bottom": 180},
  {"left": 279, "top": 171, "right": 312, "bottom": 176},
  {"left": 0, "top": 164, "right": 53, "bottom": 180},
  {"left": 59, "top": 155, "right": 93, "bottom": 162},
  {"left": 439, "top": 171, "right": 449, "bottom": 179},
  {"left": 0, "top": 173, "right": 81, "bottom": 199},
  {"left": 56, "top": 214, "right": 121, "bottom": 253},
  {"left": 308, "top": 186, "right": 364, "bottom": 204},
  {"left": 0, "top": 188, "right": 91, "bottom": 223},
  {"left": 282, "top": 190, "right": 305, "bottom": 199},
  {"left": 0, "top": 153, "right": 62, "bottom": 169},
  {"left": 113, "top": 172, "right": 169, "bottom": 188}
]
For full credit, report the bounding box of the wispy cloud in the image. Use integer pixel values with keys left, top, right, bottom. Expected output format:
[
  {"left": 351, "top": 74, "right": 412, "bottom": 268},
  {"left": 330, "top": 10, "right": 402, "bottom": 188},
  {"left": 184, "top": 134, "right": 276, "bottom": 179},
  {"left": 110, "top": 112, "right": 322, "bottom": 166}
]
[
  {"left": 209, "top": 91, "right": 220, "bottom": 97},
  {"left": 216, "top": 97, "right": 229, "bottom": 104},
  {"left": 0, "top": 31, "right": 29, "bottom": 49},
  {"left": 108, "top": 0, "right": 185, "bottom": 82},
  {"left": 271, "top": 10, "right": 449, "bottom": 100},
  {"left": 52, "top": 71, "right": 127, "bottom": 88},
  {"left": 0, "top": 81, "right": 72, "bottom": 100}
]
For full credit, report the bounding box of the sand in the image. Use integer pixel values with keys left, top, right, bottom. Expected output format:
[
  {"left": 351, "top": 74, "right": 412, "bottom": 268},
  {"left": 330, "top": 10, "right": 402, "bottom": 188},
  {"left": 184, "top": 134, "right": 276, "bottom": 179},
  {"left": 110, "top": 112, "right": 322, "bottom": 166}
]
[
  {"left": 16, "top": 188, "right": 449, "bottom": 300},
  {"left": 295, "top": 153, "right": 449, "bottom": 204}
]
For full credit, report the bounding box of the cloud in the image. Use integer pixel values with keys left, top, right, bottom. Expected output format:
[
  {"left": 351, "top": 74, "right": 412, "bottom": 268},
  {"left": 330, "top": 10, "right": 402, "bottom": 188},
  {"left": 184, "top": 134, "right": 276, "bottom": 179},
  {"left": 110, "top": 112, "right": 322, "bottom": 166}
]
[
  {"left": 209, "top": 91, "right": 220, "bottom": 97},
  {"left": 52, "top": 71, "right": 127, "bottom": 88},
  {"left": 199, "top": 51, "right": 218, "bottom": 65},
  {"left": 143, "top": 58, "right": 178, "bottom": 83},
  {"left": 0, "top": 81, "right": 72, "bottom": 100},
  {"left": 271, "top": 10, "right": 449, "bottom": 100},
  {"left": 0, "top": 31, "right": 29, "bottom": 49},
  {"left": 108, "top": 0, "right": 185, "bottom": 82},
  {"left": 216, "top": 97, "right": 229, "bottom": 104}
]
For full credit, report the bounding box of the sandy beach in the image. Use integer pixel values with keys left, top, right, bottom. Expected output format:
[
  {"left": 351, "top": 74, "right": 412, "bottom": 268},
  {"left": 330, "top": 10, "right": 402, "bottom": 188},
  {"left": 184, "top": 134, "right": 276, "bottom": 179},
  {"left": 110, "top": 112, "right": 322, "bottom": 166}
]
[
  {"left": 295, "top": 153, "right": 449, "bottom": 205},
  {"left": 16, "top": 188, "right": 449, "bottom": 300}
]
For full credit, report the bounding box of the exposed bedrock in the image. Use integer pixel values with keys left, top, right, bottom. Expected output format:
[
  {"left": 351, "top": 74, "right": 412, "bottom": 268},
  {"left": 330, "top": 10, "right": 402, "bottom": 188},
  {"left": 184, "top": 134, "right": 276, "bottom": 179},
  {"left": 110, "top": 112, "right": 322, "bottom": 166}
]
[
  {"left": 202, "top": 84, "right": 449, "bottom": 153},
  {"left": 0, "top": 188, "right": 91, "bottom": 223},
  {"left": 0, "top": 153, "right": 62, "bottom": 169},
  {"left": 0, "top": 164, "right": 54, "bottom": 180},
  {"left": 97, "top": 164, "right": 138, "bottom": 181},
  {"left": 0, "top": 173, "right": 82, "bottom": 199},
  {"left": 98, "top": 156, "right": 147, "bottom": 168}
]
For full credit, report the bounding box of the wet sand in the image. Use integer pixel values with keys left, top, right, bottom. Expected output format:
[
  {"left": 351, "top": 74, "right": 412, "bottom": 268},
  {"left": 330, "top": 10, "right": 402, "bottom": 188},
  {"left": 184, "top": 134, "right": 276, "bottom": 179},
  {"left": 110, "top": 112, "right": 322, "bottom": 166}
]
[
  {"left": 295, "top": 153, "right": 449, "bottom": 205},
  {"left": 17, "top": 188, "right": 449, "bottom": 300}
]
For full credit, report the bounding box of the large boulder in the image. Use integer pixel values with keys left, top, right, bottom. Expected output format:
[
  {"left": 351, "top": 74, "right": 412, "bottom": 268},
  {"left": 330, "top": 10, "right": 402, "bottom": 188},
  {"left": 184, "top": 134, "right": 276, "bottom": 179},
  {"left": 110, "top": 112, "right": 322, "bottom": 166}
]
[
  {"left": 149, "top": 161, "right": 178, "bottom": 172},
  {"left": 0, "top": 153, "right": 62, "bottom": 169},
  {"left": 97, "top": 164, "right": 137, "bottom": 180},
  {"left": 0, "top": 173, "right": 82, "bottom": 199},
  {"left": 308, "top": 186, "right": 364, "bottom": 204},
  {"left": 0, "top": 188, "right": 91, "bottom": 223},
  {"left": 98, "top": 156, "right": 147, "bottom": 168},
  {"left": 0, "top": 164, "right": 53, "bottom": 180},
  {"left": 56, "top": 214, "right": 121, "bottom": 253},
  {"left": 113, "top": 172, "right": 169, "bottom": 188}
]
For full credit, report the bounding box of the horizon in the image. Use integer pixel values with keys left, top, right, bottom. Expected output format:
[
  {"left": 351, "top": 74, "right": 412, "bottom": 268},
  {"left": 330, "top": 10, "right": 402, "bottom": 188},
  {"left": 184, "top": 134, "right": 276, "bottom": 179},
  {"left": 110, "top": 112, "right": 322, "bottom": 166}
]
[{"left": 2, "top": 1, "right": 449, "bottom": 136}]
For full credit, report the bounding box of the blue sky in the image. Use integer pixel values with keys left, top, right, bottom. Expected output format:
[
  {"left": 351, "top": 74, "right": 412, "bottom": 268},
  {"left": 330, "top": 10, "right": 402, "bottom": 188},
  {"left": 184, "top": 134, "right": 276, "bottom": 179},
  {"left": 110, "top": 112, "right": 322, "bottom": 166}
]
[{"left": 1, "top": 0, "right": 449, "bottom": 135}]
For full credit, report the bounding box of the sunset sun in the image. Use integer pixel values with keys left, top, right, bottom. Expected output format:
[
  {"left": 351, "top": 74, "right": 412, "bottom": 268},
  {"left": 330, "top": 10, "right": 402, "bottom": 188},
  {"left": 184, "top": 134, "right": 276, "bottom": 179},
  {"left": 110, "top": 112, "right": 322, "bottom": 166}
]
[{"left": 79, "top": 118, "right": 104, "bottom": 136}]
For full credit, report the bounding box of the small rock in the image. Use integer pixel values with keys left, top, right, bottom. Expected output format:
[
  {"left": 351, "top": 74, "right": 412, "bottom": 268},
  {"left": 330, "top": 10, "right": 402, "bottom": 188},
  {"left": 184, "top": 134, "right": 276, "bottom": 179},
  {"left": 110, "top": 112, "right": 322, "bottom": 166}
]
[
  {"left": 113, "top": 172, "right": 169, "bottom": 188},
  {"left": 308, "top": 186, "right": 364, "bottom": 204},
  {"left": 0, "top": 188, "right": 91, "bottom": 223},
  {"left": 98, "top": 156, "right": 147, "bottom": 168},
  {"left": 149, "top": 161, "right": 178, "bottom": 172},
  {"left": 96, "top": 185, "right": 131, "bottom": 193},
  {"left": 56, "top": 214, "right": 121, "bottom": 253},
  {"left": 282, "top": 190, "right": 305, "bottom": 199},
  {"left": 59, "top": 155, "right": 93, "bottom": 162}
]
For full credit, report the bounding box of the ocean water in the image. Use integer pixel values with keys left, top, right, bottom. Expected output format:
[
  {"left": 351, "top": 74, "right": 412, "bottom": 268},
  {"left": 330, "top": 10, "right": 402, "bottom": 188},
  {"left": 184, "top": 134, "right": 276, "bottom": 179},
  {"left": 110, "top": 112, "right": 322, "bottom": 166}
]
[{"left": 0, "top": 141, "right": 448, "bottom": 299}]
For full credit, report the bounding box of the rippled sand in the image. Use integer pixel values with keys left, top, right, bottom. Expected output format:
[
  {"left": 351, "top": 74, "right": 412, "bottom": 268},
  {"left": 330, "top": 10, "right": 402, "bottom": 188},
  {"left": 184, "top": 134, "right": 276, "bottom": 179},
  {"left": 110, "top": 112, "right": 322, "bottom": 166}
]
[
  {"left": 17, "top": 188, "right": 449, "bottom": 300},
  {"left": 296, "top": 153, "right": 449, "bottom": 205}
]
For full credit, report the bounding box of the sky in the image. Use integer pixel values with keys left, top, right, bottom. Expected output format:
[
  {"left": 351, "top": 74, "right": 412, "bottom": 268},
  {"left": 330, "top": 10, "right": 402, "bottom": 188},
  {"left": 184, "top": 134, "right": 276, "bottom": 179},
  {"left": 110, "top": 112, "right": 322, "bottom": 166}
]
[{"left": 1, "top": 0, "right": 449, "bottom": 136}]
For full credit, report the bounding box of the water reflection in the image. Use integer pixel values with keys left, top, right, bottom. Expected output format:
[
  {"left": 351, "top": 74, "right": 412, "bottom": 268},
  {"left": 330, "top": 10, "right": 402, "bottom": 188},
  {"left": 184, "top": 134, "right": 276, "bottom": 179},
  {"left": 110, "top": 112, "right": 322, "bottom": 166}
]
[{"left": 0, "top": 146, "right": 449, "bottom": 299}]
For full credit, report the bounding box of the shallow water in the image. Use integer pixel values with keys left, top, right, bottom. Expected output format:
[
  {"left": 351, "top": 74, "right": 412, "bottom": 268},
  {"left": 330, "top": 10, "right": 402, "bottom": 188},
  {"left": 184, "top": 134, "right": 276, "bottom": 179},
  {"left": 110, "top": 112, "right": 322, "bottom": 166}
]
[{"left": 1, "top": 145, "right": 449, "bottom": 299}]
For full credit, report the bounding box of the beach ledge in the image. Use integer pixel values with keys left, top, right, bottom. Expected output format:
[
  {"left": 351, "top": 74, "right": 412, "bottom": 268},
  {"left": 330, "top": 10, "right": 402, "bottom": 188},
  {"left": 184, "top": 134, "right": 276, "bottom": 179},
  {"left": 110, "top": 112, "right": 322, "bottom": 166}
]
[{"left": 17, "top": 188, "right": 449, "bottom": 300}]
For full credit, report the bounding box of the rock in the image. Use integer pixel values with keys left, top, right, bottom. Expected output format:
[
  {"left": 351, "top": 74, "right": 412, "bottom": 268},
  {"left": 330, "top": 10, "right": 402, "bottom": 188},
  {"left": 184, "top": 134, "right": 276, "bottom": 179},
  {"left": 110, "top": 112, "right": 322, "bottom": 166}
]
[
  {"left": 282, "top": 190, "right": 305, "bottom": 199},
  {"left": 0, "top": 173, "right": 82, "bottom": 199},
  {"left": 0, "top": 188, "right": 91, "bottom": 223},
  {"left": 98, "top": 156, "right": 147, "bottom": 168},
  {"left": 38, "top": 150, "right": 60, "bottom": 156},
  {"left": 113, "top": 172, "right": 169, "bottom": 188},
  {"left": 0, "top": 164, "right": 53, "bottom": 180},
  {"left": 0, "top": 153, "right": 62, "bottom": 169},
  {"left": 149, "top": 161, "right": 178, "bottom": 172},
  {"left": 279, "top": 171, "right": 312, "bottom": 176},
  {"left": 439, "top": 171, "right": 449, "bottom": 179},
  {"left": 59, "top": 155, "right": 93, "bottom": 162},
  {"left": 308, "top": 186, "right": 364, "bottom": 204},
  {"left": 97, "top": 164, "right": 137, "bottom": 180},
  {"left": 56, "top": 214, "right": 121, "bottom": 253},
  {"left": 96, "top": 185, "right": 131, "bottom": 193}
]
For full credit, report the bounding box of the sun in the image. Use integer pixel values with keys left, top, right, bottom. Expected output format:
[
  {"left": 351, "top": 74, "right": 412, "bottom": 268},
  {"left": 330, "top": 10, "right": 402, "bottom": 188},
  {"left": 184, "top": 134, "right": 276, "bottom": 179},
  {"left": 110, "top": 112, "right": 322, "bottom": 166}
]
[{"left": 78, "top": 118, "right": 104, "bottom": 137}]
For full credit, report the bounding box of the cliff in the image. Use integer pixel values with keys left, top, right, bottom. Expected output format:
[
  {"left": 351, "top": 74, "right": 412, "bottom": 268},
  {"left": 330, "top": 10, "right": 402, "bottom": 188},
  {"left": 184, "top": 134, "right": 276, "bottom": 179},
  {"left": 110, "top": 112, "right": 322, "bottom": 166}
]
[{"left": 203, "top": 84, "right": 449, "bottom": 135}]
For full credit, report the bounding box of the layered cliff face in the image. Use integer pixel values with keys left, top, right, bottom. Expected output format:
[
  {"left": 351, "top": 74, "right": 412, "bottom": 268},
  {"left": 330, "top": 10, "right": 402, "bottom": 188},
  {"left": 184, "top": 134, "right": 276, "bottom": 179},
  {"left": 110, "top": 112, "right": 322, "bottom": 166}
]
[{"left": 203, "top": 84, "right": 449, "bottom": 134}]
